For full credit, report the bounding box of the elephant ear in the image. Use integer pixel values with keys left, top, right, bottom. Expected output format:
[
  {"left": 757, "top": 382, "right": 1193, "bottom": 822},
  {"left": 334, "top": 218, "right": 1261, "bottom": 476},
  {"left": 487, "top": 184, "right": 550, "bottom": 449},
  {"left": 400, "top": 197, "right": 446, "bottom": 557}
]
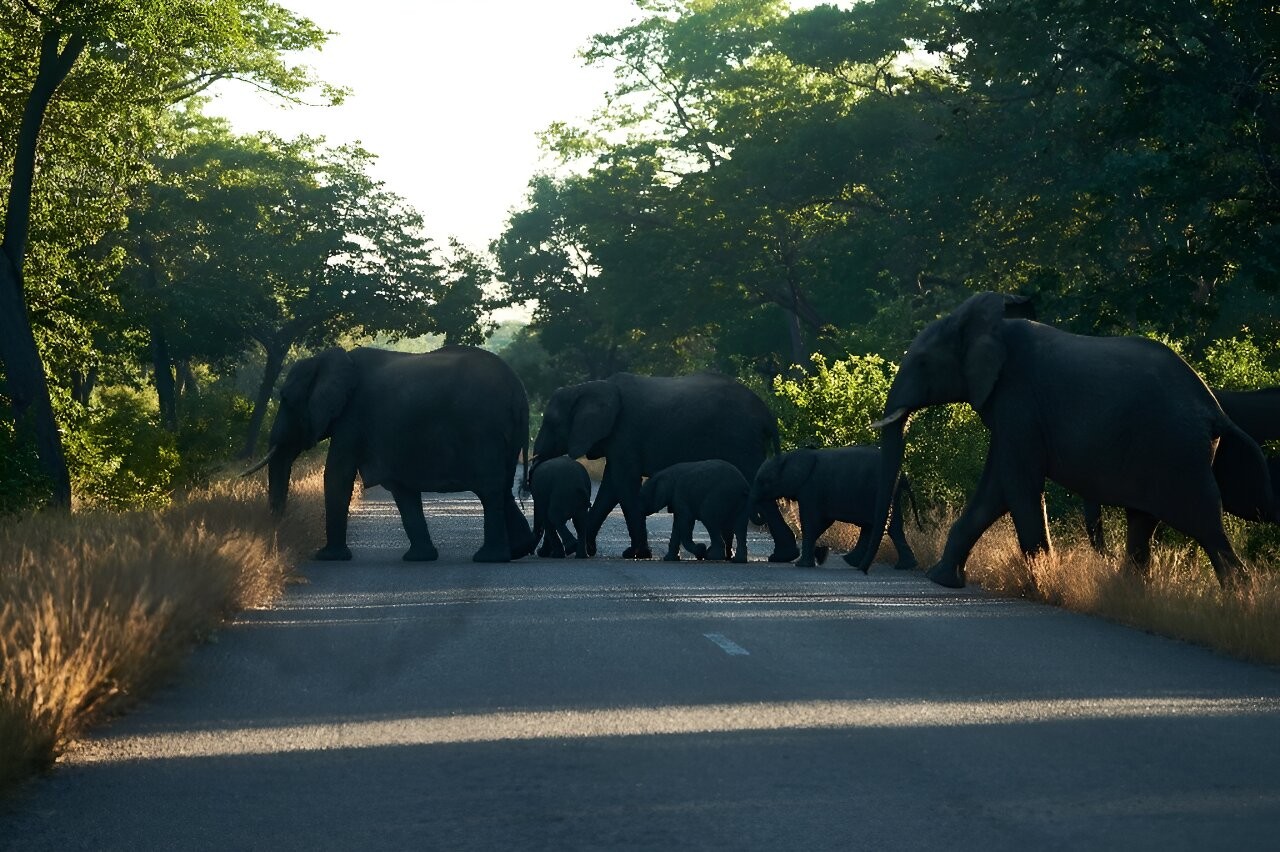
[
  {"left": 958, "top": 292, "right": 1008, "bottom": 410},
  {"left": 567, "top": 381, "right": 620, "bottom": 459},
  {"left": 776, "top": 451, "right": 817, "bottom": 497},
  {"left": 641, "top": 473, "right": 674, "bottom": 513},
  {"left": 305, "top": 348, "right": 357, "bottom": 447}
]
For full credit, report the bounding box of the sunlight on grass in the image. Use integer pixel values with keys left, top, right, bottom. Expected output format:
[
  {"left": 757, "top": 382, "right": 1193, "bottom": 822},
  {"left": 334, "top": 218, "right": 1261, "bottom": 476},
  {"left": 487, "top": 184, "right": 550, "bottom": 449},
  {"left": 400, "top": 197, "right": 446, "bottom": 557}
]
[
  {"left": 903, "top": 508, "right": 1280, "bottom": 666},
  {"left": 0, "top": 465, "right": 324, "bottom": 790}
]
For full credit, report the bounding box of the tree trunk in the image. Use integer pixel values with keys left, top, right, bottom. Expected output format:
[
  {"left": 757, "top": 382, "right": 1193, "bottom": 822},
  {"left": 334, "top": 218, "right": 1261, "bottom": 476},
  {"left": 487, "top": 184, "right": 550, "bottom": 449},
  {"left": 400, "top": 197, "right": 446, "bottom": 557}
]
[
  {"left": 785, "top": 306, "right": 807, "bottom": 371},
  {"left": 240, "top": 339, "right": 289, "bottom": 459},
  {"left": 150, "top": 320, "right": 178, "bottom": 432},
  {"left": 0, "top": 28, "right": 87, "bottom": 509}
]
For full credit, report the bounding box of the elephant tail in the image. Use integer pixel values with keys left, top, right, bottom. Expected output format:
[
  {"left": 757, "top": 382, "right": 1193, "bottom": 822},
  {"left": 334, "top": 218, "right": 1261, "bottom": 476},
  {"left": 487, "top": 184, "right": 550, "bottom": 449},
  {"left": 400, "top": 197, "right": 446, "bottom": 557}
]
[{"left": 1213, "top": 415, "right": 1278, "bottom": 523}]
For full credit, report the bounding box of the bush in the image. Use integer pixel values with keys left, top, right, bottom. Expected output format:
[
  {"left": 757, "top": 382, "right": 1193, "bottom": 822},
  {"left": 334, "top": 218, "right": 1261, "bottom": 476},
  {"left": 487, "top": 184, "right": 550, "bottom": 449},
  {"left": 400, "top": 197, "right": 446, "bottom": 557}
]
[
  {"left": 0, "top": 417, "right": 51, "bottom": 514},
  {"left": 65, "top": 387, "right": 180, "bottom": 511}
]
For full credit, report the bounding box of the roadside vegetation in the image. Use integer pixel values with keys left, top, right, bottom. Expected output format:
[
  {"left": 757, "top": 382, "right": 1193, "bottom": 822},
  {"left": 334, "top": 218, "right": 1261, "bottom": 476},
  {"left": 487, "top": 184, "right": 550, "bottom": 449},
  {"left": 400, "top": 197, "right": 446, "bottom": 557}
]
[{"left": 0, "top": 465, "right": 324, "bottom": 792}]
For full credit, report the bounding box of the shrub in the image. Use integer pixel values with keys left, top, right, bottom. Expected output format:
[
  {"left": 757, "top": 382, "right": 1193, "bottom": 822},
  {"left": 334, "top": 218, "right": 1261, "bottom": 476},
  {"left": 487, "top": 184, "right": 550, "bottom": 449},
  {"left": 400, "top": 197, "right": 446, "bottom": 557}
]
[{"left": 64, "top": 387, "right": 180, "bottom": 511}]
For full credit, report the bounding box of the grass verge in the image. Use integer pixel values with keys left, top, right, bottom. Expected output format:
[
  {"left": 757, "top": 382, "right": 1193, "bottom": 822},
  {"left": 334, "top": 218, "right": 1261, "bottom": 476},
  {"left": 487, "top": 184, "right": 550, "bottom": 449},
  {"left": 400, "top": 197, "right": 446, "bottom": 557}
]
[
  {"left": 888, "top": 508, "right": 1280, "bottom": 666},
  {"left": 0, "top": 465, "right": 324, "bottom": 791}
]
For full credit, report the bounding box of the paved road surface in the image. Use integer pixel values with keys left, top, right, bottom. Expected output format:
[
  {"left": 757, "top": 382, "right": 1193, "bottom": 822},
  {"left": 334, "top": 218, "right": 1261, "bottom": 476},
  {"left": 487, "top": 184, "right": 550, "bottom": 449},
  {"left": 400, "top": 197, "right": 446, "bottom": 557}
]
[{"left": 3, "top": 488, "right": 1280, "bottom": 850}]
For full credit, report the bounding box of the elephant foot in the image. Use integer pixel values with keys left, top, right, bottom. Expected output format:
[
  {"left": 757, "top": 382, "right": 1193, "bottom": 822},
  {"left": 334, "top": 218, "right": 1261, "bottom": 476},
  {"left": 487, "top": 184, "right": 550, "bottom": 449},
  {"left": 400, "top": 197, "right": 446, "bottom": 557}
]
[
  {"left": 509, "top": 536, "right": 536, "bottom": 560},
  {"left": 767, "top": 544, "right": 800, "bottom": 563},
  {"left": 536, "top": 543, "right": 553, "bottom": 558},
  {"left": 662, "top": 552, "right": 681, "bottom": 562},
  {"left": 796, "top": 557, "right": 816, "bottom": 568},
  {"left": 731, "top": 553, "right": 747, "bottom": 564},
  {"left": 473, "top": 544, "right": 512, "bottom": 563},
  {"left": 692, "top": 543, "right": 709, "bottom": 560},
  {"left": 623, "top": 546, "right": 654, "bottom": 559},
  {"left": 587, "top": 540, "right": 598, "bottom": 557},
  {"left": 841, "top": 550, "right": 872, "bottom": 573},
  {"left": 926, "top": 562, "right": 966, "bottom": 589},
  {"left": 814, "top": 546, "right": 830, "bottom": 566},
  {"left": 315, "top": 545, "right": 353, "bottom": 561},
  {"left": 894, "top": 556, "right": 920, "bottom": 571},
  {"left": 573, "top": 546, "right": 589, "bottom": 559},
  {"left": 403, "top": 544, "right": 439, "bottom": 562}
]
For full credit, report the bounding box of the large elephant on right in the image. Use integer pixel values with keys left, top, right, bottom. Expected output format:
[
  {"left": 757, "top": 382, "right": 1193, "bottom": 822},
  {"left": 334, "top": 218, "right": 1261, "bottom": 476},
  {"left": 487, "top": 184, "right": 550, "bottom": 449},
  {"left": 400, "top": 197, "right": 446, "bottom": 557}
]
[
  {"left": 854, "top": 292, "right": 1276, "bottom": 588},
  {"left": 531, "top": 372, "right": 800, "bottom": 560}
]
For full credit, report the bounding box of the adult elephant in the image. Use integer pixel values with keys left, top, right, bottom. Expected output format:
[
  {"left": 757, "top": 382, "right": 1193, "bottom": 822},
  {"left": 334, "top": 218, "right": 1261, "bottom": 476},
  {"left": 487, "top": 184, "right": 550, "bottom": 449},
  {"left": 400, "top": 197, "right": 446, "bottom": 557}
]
[
  {"left": 531, "top": 372, "right": 799, "bottom": 560},
  {"left": 1083, "top": 386, "right": 1280, "bottom": 553},
  {"left": 852, "top": 292, "right": 1275, "bottom": 588},
  {"left": 246, "top": 346, "right": 534, "bottom": 563}
]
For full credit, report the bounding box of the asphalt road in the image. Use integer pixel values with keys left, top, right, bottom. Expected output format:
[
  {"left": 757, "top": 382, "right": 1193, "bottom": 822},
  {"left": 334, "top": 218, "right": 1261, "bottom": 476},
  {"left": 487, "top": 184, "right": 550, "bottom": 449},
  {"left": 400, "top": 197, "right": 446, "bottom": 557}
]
[{"left": 4, "top": 488, "right": 1280, "bottom": 850}]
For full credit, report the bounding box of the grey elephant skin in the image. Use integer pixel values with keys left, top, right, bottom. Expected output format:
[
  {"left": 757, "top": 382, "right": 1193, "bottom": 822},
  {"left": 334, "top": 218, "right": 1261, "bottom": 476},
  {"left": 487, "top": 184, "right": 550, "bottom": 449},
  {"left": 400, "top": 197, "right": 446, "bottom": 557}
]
[
  {"left": 532, "top": 372, "right": 799, "bottom": 560},
  {"left": 857, "top": 292, "right": 1275, "bottom": 588},
  {"left": 529, "top": 455, "right": 591, "bottom": 558},
  {"left": 257, "top": 345, "right": 534, "bottom": 563},
  {"left": 751, "top": 446, "right": 918, "bottom": 570},
  {"left": 640, "top": 460, "right": 751, "bottom": 562},
  {"left": 1083, "top": 386, "right": 1280, "bottom": 556}
]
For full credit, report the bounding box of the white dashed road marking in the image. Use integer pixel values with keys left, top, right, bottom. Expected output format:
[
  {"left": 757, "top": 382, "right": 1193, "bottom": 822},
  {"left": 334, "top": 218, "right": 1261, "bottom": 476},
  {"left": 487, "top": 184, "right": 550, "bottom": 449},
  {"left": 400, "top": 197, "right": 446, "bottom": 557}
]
[{"left": 704, "top": 633, "right": 750, "bottom": 656}]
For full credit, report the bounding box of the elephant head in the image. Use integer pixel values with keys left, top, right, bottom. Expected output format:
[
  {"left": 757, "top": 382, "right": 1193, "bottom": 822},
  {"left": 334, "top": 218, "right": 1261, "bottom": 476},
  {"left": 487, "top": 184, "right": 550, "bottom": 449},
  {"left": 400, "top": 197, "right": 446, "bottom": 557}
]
[
  {"left": 250, "top": 348, "right": 357, "bottom": 516},
  {"left": 751, "top": 450, "right": 816, "bottom": 502},
  {"left": 533, "top": 381, "right": 621, "bottom": 463},
  {"left": 639, "top": 470, "right": 674, "bottom": 515},
  {"left": 854, "top": 292, "right": 1011, "bottom": 571}
]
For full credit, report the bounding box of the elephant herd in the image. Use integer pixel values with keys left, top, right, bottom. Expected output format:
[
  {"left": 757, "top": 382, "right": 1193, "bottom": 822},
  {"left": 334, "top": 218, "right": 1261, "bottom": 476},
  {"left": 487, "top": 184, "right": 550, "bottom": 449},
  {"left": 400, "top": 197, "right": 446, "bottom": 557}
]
[{"left": 251, "top": 291, "right": 1280, "bottom": 590}]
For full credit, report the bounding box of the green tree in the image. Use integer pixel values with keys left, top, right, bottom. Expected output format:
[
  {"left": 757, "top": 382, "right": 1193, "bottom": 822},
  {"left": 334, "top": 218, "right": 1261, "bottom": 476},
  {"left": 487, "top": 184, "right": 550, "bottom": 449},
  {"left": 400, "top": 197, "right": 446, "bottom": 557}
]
[{"left": 0, "top": 0, "right": 334, "bottom": 507}]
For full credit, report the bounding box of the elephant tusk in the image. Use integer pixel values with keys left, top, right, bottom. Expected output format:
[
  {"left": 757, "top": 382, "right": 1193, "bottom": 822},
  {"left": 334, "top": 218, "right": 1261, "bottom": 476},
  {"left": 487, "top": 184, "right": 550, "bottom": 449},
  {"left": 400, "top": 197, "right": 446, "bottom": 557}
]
[
  {"left": 240, "top": 447, "right": 276, "bottom": 477},
  {"left": 870, "top": 408, "right": 908, "bottom": 430}
]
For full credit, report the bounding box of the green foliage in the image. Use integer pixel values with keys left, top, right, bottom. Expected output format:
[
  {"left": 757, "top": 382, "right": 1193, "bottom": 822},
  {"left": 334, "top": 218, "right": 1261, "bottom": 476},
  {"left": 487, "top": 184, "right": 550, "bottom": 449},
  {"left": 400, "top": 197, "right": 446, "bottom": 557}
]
[
  {"left": 65, "top": 388, "right": 180, "bottom": 511},
  {"left": 901, "top": 404, "right": 989, "bottom": 508},
  {"left": 0, "top": 415, "right": 51, "bottom": 514},
  {"left": 1195, "top": 331, "right": 1280, "bottom": 392},
  {"left": 771, "top": 354, "right": 894, "bottom": 449}
]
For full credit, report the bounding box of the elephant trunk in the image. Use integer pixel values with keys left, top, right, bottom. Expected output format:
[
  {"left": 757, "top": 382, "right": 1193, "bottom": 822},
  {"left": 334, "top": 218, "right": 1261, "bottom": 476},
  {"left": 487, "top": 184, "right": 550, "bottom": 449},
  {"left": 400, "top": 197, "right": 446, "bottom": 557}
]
[
  {"left": 851, "top": 415, "right": 907, "bottom": 573},
  {"left": 267, "top": 445, "right": 300, "bottom": 518}
]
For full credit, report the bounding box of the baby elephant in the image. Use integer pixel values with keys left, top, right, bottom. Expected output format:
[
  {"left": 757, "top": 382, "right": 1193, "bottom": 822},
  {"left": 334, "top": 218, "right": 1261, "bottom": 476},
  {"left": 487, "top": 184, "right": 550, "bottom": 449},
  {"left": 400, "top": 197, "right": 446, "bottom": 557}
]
[
  {"left": 751, "top": 446, "right": 918, "bottom": 570},
  {"left": 639, "top": 460, "right": 751, "bottom": 562},
  {"left": 529, "top": 455, "right": 591, "bottom": 558}
]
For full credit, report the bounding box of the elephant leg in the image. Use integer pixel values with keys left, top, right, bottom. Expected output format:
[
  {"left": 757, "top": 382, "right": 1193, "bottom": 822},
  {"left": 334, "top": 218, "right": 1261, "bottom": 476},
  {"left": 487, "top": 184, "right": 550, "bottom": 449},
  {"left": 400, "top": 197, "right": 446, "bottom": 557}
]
[
  {"left": 556, "top": 521, "right": 578, "bottom": 557},
  {"left": 798, "top": 517, "right": 832, "bottom": 568},
  {"left": 1124, "top": 508, "right": 1158, "bottom": 577},
  {"left": 843, "top": 524, "right": 869, "bottom": 567},
  {"left": 1156, "top": 493, "right": 1248, "bottom": 588},
  {"left": 705, "top": 519, "right": 727, "bottom": 561},
  {"left": 887, "top": 498, "right": 919, "bottom": 571},
  {"left": 570, "top": 511, "right": 590, "bottom": 558},
  {"left": 544, "top": 527, "right": 566, "bottom": 558},
  {"left": 760, "top": 498, "right": 800, "bottom": 562},
  {"left": 1083, "top": 499, "right": 1108, "bottom": 553},
  {"left": 584, "top": 475, "right": 620, "bottom": 556},
  {"left": 731, "top": 513, "right": 749, "bottom": 564},
  {"left": 473, "top": 488, "right": 512, "bottom": 563},
  {"left": 504, "top": 493, "right": 535, "bottom": 559},
  {"left": 663, "top": 512, "right": 687, "bottom": 561},
  {"left": 613, "top": 473, "right": 653, "bottom": 559},
  {"left": 929, "top": 454, "right": 1009, "bottom": 588},
  {"left": 679, "top": 513, "right": 707, "bottom": 560},
  {"left": 317, "top": 456, "right": 357, "bottom": 561},
  {"left": 390, "top": 484, "right": 438, "bottom": 562}
]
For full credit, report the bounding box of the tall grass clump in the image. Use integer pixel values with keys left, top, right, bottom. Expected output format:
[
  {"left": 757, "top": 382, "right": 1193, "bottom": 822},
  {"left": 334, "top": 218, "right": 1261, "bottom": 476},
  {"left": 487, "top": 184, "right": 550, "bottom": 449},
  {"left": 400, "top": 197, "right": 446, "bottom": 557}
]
[{"left": 0, "top": 465, "right": 324, "bottom": 790}]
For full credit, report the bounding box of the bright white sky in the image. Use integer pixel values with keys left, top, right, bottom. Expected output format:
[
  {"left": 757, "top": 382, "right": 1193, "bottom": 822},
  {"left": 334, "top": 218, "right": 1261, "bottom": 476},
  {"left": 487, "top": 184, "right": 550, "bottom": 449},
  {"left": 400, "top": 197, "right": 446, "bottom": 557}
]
[{"left": 208, "top": 1, "right": 643, "bottom": 253}]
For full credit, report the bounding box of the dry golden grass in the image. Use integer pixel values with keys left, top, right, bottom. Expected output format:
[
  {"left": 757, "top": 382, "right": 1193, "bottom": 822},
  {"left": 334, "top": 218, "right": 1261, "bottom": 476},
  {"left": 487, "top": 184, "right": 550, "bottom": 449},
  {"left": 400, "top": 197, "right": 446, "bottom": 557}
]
[
  {"left": 903, "top": 507, "right": 1280, "bottom": 666},
  {"left": 0, "top": 464, "right": 325, "bottom": 790}
]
